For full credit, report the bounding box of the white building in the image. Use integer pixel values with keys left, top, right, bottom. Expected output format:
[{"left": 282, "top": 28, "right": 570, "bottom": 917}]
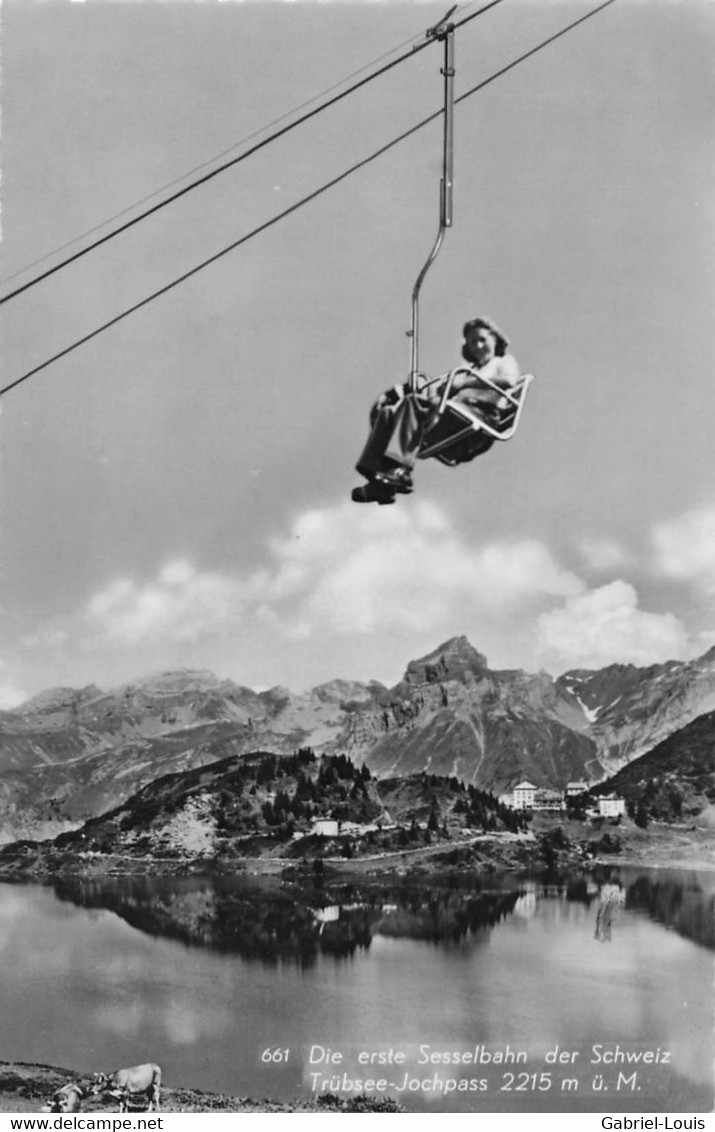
[
  {"left": 512, "top": 781, "right": 537, "bottom": 810},
  {"left": 311, "top": 818, "right": 339, "bottom": 837},
  {"left": 565, "top": 781, "right": 589, "bottom": 797},
  {"left": 597, "top": 795, "right": 626, "bottom": 818},
  {"left": 314, "top": 905, "right": 340, "bottom": 923}
]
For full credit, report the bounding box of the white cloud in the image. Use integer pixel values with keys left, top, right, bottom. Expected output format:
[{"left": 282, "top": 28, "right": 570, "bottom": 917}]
[
  {"left": 85, "top": 559, "right": 252, "bottom": 645},
  {"left": 578, "top": 537, "right": 629, "bottom": 572},
  {"left": 535, "top": 580, "right": 689, "bottom": 672},
  {"left": 653, "top": 506, "right": 715, "bottom": 594},
  {"left": 64, "top": 502, "right": 712, "bottom": 684},
  {"left": 80, "top": 503, "right": 583, "bottom": 657},
  {"left": 263, "top": 500, "right": 583, "bottom": 637}
]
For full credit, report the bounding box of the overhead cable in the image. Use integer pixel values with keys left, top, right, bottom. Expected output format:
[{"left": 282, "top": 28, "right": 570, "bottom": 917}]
[
  {"left": 0, "top": 26, "right": 428, "bottom": 291},
  {"left": 0, "top": 0, "right": 617, "bottom": 399},
  {"left": 0, "top": 0, "right": 504, "bottom": 307}
]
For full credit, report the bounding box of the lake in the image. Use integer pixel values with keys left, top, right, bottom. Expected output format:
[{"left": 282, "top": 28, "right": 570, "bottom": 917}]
[{"left": 1, "top": 865, "right": 712, "bottom": 1112}]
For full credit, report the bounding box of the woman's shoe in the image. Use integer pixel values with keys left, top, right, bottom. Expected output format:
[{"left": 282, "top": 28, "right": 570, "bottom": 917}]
[{"left": 351, "top": 481, "right": 396, "bottom": 505}]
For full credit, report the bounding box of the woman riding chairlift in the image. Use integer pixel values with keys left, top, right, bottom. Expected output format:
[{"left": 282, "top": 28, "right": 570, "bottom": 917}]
[
  {"left": 350, "top": 17, "right": 533, "bottom": 504},
  {"left": 351, "top": 315, "right": 530, "bottom": 504}
]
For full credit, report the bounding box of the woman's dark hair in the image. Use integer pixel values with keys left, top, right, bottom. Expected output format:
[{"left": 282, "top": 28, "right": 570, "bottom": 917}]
[{"left": 462, "top": 316, "right": 509, "bottom": 362}]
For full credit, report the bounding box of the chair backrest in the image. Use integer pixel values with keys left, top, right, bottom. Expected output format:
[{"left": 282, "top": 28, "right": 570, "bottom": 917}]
[{"left": 418, "top": 370, "right": 534, "bottom": 464}]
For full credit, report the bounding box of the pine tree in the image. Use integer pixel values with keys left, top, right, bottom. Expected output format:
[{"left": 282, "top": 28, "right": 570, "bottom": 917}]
[{"left": 428, "top": 800, "right": 440, "bottom": 833}]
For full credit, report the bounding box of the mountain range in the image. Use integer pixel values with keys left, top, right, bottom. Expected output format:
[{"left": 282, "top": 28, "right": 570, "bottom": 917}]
[{"left": 2, "top": 636, "right": 715, "bottom": 842}]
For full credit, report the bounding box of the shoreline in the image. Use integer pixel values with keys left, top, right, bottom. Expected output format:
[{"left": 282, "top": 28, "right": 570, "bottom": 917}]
[{"left": 1, "top": 817, "right": 713, "bottom": 882}]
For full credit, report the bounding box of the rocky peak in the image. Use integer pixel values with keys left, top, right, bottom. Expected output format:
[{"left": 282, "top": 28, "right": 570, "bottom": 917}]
[
  {"left": 557, "top": 663, "right": 659, "bottom": 714},
  {"left": 403, "top": 636, "right": 489, "bottom": 686},
  {"left": 118, "top": 670, "right": 224, "bottom": 697},
  {"left": 13, "top": 685, "right": 102, "bottom": 720}
]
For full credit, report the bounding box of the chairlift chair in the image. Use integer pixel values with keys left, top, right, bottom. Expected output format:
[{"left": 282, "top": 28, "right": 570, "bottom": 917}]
[{"left": 418, "top": 367, "right": 535, "bottom": 466}]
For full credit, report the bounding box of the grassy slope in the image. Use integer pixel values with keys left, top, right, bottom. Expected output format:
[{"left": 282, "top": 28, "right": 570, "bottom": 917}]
[{"left": 0, "top": 1062, "right": 401, "bottom": 1114}]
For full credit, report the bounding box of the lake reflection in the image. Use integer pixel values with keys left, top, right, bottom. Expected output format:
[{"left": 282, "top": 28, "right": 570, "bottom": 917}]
[{"left": 1, "top": 866, "right": 712, "bottom": 1112}]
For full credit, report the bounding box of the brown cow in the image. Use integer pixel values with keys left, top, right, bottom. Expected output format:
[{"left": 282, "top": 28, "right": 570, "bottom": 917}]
[{"left": 92, "top": 1063, "right": 161, "bottom": 1112}]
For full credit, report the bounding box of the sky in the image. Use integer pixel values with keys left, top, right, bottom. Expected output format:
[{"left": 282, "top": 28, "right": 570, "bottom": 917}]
[{"left": 1, "top": 0, "right": 714, "bottom": 706}]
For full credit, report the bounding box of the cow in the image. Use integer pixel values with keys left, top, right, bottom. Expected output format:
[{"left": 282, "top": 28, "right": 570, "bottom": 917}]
[
  {"left": 92, "top": 1063, "right": 161, "bottom": 1112},
  {"left": 41, "top": 1083, "right": 84, "bottom": 1113}
]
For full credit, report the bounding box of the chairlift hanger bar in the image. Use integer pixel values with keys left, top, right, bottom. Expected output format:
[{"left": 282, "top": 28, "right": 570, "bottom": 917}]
[{"left": 408, "top": 16, "right": 456, "bottom": 393}]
